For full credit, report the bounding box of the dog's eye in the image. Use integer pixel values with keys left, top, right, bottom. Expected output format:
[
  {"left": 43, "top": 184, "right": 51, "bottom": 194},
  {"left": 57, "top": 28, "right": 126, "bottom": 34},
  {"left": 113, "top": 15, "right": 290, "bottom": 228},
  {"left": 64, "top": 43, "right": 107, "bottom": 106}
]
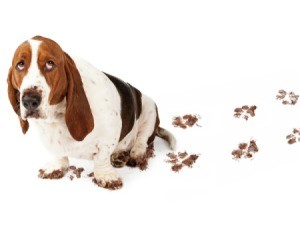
[
  {"left": 45, "top": 61, "right": 55, "bottom": 72},
  {"left": 16, "top": 61, "right": 25, "bottom": 72}
]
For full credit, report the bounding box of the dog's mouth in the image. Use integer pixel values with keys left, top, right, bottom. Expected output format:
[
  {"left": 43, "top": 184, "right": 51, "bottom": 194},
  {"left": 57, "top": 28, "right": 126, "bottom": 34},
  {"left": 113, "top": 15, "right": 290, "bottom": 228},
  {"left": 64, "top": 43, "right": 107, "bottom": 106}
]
[{"left": 25, "top": 110, "right": 41, "bottom": 119}]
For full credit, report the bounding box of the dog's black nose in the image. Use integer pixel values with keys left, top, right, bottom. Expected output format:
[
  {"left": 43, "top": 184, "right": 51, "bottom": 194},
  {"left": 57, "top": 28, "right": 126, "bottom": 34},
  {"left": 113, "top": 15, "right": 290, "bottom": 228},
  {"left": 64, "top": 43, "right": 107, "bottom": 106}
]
[{"left": 22, "top": 92, "right": 41, "bottom": 111}]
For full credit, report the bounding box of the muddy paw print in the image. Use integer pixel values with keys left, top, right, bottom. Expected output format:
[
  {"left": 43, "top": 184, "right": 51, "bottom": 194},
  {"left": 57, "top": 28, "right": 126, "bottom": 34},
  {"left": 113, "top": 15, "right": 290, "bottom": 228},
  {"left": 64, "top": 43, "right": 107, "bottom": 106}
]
[
  {"left": 166, "top": 151, "right": 200, "bottom": 172},
  {"left": 232, "top": 140, "right": 259, "bottom": 160},
  {"left": 286, "top": 128, "right": 300, "bottom": 144},
  {"left": 172, "top": 114, "right": 201, "bottom": 129},
  {"left": 234, "top": 105, "right": 257, "bottom": 121},
  {"left": 68, "top": 166, "right": 84, "bottom": 180},
  {"left": 276, "top": 90, "right": 299, "bottom": 105}
]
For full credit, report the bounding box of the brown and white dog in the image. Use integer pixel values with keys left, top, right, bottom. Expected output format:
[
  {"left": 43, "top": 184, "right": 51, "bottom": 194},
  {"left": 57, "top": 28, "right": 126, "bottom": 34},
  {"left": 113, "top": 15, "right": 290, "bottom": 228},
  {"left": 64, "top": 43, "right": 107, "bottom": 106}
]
[{"left": 7, "top": 36, "right": 176, "bottom": 190}]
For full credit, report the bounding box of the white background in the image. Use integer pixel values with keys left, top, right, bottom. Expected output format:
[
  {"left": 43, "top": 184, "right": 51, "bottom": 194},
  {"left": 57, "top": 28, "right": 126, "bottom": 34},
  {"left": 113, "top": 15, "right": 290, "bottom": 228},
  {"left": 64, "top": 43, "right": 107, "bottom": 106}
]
[{"left": 0, "top": 0, "right": 300, "bottom": 238}]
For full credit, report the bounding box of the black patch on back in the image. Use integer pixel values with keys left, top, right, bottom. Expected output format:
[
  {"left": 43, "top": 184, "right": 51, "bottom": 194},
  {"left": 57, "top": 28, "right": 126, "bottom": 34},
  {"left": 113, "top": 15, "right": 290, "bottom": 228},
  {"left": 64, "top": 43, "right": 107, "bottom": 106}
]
[{"left": 103, "top": 72, "right": 142, "bottom": 142}]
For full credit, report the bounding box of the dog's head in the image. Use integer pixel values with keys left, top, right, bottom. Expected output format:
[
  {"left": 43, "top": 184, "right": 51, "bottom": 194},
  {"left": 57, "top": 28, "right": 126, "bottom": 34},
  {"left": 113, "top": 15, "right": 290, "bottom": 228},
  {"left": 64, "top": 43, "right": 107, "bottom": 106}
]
[{"left": 7, "top": 36, "right": 94, "bottom": 141}]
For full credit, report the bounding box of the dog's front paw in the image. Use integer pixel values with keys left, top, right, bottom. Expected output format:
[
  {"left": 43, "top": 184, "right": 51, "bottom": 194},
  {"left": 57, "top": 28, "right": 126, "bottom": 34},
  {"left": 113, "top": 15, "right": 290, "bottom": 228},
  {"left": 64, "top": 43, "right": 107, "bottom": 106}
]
[
  {"left": 38, "top": 159, "right": 69, "bottom": 179},
  {"left": 38, "top": 169, "right": 66, "bottom": 179},
  {"left": 93, "top": 170, "right": 123, "bottom": 190}
]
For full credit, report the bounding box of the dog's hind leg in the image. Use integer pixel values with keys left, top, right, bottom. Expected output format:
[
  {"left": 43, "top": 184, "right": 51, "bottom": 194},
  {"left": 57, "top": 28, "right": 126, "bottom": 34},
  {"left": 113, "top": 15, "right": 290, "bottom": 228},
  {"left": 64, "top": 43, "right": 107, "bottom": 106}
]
[{"left": 127, "top": 96, "right": 158, "bottom": 170}]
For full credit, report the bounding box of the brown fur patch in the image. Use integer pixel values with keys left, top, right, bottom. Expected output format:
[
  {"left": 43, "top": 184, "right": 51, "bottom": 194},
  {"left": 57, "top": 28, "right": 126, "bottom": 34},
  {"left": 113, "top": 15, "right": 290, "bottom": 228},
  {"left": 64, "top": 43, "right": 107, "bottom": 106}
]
[
  {"left": 7, "top": 42, "right": 32, "bottom": 134},
  {"left": 64, "top": 53, "right": 94, "bottom": 141},
  {"left": 32, "top": 36, "right": 68, "bottom": 105},
  {"left": 92, "top": 178, "right": 123, "bottom": 190},
  {"left": 10, "top": 40, "right": 32, "bottom": 90}
]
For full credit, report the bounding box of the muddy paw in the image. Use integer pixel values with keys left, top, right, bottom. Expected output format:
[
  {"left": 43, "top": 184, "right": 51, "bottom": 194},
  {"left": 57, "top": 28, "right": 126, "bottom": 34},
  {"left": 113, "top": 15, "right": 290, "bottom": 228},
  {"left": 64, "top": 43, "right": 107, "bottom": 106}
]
[
  {"left": 38, "top": 169, "right": 66, "bottom": 179},
  {"left": 38, "top": 158, "right": 69, "bottom": 179},
  {"left": 93, "top": 169, "right": 123, "bottom": 190},
  {"left": 92, "top": 178, "right": 123, "bottom": 190},
  {"left": 127, "top": 144, "right": 154, "bottom": 170},
  {"left": 111, "top": 151, "right": 130, "bottom": 168},
  {"left": 126, "top": 157, "right": 148, "bottom": 170}
]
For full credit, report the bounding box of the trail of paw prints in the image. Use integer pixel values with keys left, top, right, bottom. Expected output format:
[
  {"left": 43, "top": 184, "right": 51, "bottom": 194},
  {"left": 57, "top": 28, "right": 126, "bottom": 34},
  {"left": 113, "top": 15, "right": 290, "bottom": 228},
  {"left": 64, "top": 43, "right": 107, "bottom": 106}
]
[
  {"left": 172, "top": 114, "right": 201, "bottom": 129},
  {"left": 276, "top": 90, "right": 299, "bottom": 105},
  {"left": 166, "top": 151, "right": 200, "bottom": 172},
  {"left": 286, "top": 128, "right": 300, "bottom": 145},
  {"left": 234, "top": 105, "right": 257, "bottom": 121},
  {"left": 232, "top": 140, "right": 259, "bottom": 160}
]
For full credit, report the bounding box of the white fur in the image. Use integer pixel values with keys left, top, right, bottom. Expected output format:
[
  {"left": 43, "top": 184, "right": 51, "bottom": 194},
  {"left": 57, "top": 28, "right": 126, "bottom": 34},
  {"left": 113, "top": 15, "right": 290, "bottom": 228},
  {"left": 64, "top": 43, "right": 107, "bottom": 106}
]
[{"left": 21, "top": 39, "right": 162, "bottom": 187}]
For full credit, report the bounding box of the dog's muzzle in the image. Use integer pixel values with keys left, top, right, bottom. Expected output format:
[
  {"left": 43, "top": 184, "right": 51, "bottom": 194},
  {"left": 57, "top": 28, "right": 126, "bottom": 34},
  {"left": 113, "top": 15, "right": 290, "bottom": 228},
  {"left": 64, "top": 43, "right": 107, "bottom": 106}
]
[{"left": 22, "top": 89, "right": 42, "bottom": 118}]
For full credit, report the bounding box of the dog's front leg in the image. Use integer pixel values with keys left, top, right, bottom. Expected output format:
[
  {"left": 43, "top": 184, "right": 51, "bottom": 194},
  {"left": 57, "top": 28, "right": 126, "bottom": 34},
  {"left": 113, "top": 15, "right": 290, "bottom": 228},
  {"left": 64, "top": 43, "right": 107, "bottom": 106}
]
[
  {"left": 38, "top": 156, "right": 69, "bottom": 179},
  {"left": 93, "top": 144, "right": 122, "bottom": 190}
]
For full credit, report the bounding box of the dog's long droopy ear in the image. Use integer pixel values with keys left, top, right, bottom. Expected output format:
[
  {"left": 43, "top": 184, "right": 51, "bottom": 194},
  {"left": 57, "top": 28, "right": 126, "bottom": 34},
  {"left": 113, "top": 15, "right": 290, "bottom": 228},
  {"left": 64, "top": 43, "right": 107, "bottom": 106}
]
[
  {"left": 64, "top": 53, "right": 94, "bottom": 141},
  {"left": 48, "top": 64, "right": 68, "bottom": 106},
  {"left": 7, "top": 67, "right": 29, "bottom": 134}
]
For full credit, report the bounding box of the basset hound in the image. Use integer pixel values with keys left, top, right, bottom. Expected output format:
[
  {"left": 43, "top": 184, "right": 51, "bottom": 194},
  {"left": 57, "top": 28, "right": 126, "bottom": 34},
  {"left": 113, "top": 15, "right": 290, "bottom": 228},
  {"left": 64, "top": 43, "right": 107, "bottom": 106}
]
[{"left": 7, "top": 36, "right": 176, "bottom": 190}]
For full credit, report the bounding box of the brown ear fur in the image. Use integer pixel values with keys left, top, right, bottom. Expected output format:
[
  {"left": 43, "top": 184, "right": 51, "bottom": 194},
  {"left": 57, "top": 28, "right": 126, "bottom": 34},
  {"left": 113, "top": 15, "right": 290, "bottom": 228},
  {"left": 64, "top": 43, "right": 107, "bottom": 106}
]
[
  {"left": 48, "top": 73, "right": 68, "bottom": 105},
  {"left": 48, "top": 62, "right": 68, "bottom": 106},
  {"left": 64, "top": 53, "right": 94, "bottom": 141},
  {"left": 7, "top": 68, "right": 29, "bottom": 134}
]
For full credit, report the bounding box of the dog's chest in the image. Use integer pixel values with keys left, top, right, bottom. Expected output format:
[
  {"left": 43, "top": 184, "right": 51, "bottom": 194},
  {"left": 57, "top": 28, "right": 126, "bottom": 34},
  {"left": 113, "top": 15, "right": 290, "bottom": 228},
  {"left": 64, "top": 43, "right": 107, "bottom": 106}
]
[{"left": 36, "top": 121, "right": 97, "bottom": 159}]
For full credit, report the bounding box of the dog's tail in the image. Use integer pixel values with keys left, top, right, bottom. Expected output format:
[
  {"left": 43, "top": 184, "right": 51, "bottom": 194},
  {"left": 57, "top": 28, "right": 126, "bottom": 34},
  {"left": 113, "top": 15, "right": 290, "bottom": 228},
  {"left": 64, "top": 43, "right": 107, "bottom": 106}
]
[{"left": 156, "top": 127, "right": 176, "bottom": 150}]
